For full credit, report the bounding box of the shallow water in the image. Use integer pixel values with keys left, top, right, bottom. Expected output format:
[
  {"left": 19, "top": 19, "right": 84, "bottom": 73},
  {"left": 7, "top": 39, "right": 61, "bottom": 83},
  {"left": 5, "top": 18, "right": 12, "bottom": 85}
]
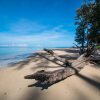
[
  {"left": 0, "top": 47, "right": 41, "bottom": 67},
  {"left": 0, "top": 46, "right": 70, "bottom": 67}
]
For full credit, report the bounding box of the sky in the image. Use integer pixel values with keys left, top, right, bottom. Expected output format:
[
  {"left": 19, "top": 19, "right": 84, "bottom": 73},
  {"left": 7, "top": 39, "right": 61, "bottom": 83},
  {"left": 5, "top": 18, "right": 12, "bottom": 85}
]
[{"left": 0, "top": 0, "right": 83, "bottom": 47}]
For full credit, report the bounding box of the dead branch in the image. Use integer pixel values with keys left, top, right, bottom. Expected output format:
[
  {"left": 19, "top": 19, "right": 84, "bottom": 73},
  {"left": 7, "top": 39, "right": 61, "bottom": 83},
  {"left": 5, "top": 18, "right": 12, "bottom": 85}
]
[
  {"left": 73, "top": 43, "right": 80, "bottom": 48},
  {"left": 24, "top": 46, "right": 99, "bottom": 86},
  {"left": 24, "top": 68, "right": 76, "bottom": 85},
  {"left": 24, "top": 52, "right": 88, "bottom": 85},
  {"left": 43, "top": 48, "right": 71, "bottom": 66}
]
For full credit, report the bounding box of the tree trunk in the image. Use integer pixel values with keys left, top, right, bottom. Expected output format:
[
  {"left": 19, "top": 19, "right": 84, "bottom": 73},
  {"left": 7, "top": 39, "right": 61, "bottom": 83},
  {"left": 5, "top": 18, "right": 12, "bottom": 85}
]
[
  {"left": 24, "top": 47, "right": 99, "bottom": 86},
  {"left": 24, "top": 52, "right": 88, "bottom": 85}
]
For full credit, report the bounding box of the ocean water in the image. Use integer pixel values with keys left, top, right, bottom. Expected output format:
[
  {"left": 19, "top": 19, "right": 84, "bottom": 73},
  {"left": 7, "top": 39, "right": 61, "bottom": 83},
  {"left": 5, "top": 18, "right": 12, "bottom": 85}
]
[
  {"left": 0, "top": 47, "right": 41, "bottom": 67},
  {"left": 0, "top": 46, "right": 70, "bottom": 67}
]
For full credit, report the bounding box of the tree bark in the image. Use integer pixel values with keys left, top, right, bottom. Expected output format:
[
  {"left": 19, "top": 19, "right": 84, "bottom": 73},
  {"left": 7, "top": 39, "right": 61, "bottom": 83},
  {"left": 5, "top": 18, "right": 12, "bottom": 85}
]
[
  {"left": 24, "top": 52, "right": 88, "bottom": 85},
  {"left": 24, "top": 47, "right": 99, "bottom": 86},
  {"left": 43, "top": 48, "right": 71, "bottom": 66}
]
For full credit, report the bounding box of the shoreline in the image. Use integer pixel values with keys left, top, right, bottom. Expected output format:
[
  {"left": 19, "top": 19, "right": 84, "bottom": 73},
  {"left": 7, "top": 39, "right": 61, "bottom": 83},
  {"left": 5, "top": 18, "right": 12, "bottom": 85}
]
[
  {"left": 0, "top": 48, "right": 100, "bottom": 100},
  {"left": 0, "top": 47, "right": 76, "bottom": 68}
]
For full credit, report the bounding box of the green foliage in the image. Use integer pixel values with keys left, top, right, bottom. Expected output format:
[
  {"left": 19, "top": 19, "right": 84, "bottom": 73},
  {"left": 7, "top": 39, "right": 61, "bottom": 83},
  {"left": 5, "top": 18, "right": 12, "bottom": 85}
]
[
  {"left": 96, "top": 46, "right": 100, "bottom": 49},
  {"left": 75, "top": 0, "right": 100, "bottom": 46}
]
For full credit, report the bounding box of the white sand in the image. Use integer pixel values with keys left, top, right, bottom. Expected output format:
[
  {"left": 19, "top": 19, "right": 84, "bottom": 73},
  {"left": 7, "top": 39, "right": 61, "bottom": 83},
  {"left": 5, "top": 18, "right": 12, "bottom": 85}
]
[{"left": 0, "top": 48, "right": 100, "bottom": 100}]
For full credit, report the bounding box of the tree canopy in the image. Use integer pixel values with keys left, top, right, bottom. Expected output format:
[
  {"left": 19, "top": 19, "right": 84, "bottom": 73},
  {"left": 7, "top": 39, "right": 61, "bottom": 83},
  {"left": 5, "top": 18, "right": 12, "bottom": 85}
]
[{"left": 75, "top": 0, "right": 100, "bottom": 46}]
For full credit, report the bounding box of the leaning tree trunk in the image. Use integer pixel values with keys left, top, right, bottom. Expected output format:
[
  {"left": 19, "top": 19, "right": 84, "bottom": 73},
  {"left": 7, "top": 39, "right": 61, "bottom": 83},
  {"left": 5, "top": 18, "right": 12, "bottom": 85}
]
[
  {"left": 24, "top": 47, "right": 100, "bottom": 86},
  {"left": 24, "top": 54, "right": 86, "bottom": 85}
]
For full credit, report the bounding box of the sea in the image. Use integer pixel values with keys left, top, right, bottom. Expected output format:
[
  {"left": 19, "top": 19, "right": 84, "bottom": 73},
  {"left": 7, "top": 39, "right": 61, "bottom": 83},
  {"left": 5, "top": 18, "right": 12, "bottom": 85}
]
[
  {"left": 0, "top": 46, "right": 69, "bottom": 67},
  {"left": 0, "top": 47, "right": 41, "bottom": 67}
]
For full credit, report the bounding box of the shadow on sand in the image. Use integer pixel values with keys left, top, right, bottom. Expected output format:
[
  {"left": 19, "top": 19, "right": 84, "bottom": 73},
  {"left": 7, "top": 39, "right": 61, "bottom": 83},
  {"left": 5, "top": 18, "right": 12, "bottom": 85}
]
[
  {"left": 27, "top": 73, "right": 100, "bottom": 90},
  {"left": 76, "top": 73, "right": 100, "bottom": 89},
  {"left": 9, "top": 49, "right": 79, "bottom": 70},
  {"left": 28, "top": 81, "right": 51, "bottom": 90},
  {"left": 53, "top": 48, "right": 80, "bottom": 53}
]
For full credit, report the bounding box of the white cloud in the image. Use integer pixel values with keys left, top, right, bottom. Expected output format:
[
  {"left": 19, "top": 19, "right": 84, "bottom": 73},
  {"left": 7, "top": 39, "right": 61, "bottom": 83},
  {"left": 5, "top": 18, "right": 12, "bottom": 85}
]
[
  {"left": 0, "top": 20, "right": 74, "bottom": 47},
  {"left": 9, "top": 19, "right": 48, "bottom": 34}
]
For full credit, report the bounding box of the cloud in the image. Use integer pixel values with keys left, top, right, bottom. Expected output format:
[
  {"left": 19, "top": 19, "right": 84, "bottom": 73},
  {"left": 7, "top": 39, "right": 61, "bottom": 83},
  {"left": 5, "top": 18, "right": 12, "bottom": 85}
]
[
  {"left": 0, "top": 19, "right": 74, "bottom": 47},
  {"left": 9, "top": 19, "right": 48, "bottom": 34}
]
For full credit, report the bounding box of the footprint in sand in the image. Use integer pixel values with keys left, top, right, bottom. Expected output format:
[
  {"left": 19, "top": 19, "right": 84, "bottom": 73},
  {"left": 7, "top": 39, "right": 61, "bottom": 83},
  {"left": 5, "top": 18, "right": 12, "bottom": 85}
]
[{"left": 4, "top": 92, "right": 7, "bottom": 95}]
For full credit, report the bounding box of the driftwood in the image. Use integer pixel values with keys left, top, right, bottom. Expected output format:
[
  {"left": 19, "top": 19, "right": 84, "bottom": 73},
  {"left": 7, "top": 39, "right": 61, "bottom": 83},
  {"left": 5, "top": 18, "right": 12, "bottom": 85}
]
[
  {"left": 43, "top": 48, "right": 71, "bottom": 66},
  {"left": 24, "top": 46, "right": 100, "bottom": 86},
  {"left": 24, "top": 68, "right": 76, "bottom": 85},
  {"left": 89, "top": 55, "right": 100, "bottom": 64}
]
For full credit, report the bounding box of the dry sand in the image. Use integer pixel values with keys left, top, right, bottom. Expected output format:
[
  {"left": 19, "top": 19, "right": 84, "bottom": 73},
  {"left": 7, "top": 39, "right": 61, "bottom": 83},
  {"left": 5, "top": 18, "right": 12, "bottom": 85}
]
[{"left": 0, "top": 48, "right": 100, "bottom": 100}]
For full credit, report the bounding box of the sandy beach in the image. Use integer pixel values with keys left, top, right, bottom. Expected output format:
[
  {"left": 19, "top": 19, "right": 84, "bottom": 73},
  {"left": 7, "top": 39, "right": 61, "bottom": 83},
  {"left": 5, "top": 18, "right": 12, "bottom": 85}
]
[{"left": 0, "top": 48, "right": 100, "bottom": 100}]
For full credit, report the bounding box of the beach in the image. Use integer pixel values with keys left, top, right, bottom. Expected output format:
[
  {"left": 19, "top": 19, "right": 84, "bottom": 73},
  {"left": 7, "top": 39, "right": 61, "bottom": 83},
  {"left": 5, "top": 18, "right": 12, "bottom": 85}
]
[{"left": 0, "top": 48, "right": 100, "bottom": 100}]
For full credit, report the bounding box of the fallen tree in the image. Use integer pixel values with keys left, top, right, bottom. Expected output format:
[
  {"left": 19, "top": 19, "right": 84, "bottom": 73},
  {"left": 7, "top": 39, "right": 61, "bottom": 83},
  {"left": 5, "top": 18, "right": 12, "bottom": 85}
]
[{"left": 24, "top": 46, "right": 100, "bottom": 86}]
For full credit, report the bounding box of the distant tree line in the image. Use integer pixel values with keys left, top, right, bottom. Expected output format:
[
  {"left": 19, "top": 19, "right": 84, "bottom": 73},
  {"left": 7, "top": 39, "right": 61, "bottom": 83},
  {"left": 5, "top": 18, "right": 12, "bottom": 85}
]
[{"left": 75, "top": 0, "right": 100, "bottom": 47}]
